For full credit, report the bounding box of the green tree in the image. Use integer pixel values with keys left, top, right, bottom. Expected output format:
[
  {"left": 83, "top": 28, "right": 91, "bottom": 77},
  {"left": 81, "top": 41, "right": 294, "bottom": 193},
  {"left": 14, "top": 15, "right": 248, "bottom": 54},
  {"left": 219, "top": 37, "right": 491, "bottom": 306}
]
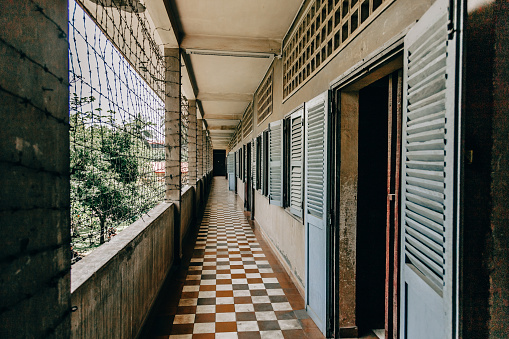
[{"left": 70, "top": 94, "right": 163, "bottom": 251}]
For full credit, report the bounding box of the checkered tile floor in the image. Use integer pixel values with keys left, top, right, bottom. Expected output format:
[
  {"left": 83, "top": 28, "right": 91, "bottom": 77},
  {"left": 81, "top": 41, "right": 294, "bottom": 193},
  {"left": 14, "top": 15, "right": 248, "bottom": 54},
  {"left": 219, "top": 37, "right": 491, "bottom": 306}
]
[{"left": 147, "top": 177, "right": 324, "bottom": 339}]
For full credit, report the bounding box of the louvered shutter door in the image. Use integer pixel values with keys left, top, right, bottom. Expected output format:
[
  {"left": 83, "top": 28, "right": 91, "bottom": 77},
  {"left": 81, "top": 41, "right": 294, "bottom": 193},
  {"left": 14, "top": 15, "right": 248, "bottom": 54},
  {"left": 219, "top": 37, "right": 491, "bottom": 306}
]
[
  {"left": 304, "top": 91, "right": 330, "bottom": 335},
  {"left": 252, "top": 139, "right": 256, "bottom": 189},
  {"left": 289, "top": 109, "right": 304, "bottom": 217},
  {"left": 228, "top": 153, "right": 235, "bottom": 191},
  {"left": 400, "top": 0, "right": 462, "bottom": 337},
  {"left": 261, "top": 131, "right": 267, "bottom": 196},
  {"left": 236, "top": 150, "right": 239, "bottom": 178},
  {"left": 269, "top": 120, "right": 283, "bottom": 206}
]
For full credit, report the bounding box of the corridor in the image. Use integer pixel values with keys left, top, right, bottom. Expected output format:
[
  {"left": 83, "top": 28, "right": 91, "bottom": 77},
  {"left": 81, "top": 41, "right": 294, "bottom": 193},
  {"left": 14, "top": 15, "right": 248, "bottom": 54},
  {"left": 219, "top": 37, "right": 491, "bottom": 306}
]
[{"left": 145, "top": 177, "right": 325, "bottom": 338}]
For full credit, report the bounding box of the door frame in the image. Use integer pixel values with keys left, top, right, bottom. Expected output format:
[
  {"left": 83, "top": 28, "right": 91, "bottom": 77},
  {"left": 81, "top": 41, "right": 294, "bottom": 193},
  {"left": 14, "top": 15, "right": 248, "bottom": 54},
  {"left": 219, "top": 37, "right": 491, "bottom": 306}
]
[{"left": 329, "top": 31, "right": 407, "bottom": 337}]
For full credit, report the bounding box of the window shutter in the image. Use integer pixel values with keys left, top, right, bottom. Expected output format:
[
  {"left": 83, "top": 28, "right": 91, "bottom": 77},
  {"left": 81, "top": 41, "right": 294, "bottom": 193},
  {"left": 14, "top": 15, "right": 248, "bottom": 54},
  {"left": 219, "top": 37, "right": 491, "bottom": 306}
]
[
  {"left": 261, "top": 131, "right": 267, "bottom": 196},
  {"left": 256, "top": 135, "right": 261, "bottom": 190},
  {"left": 400, "top": 0, "right": 463, "bottom": 337},
  {"left": 289, "top": 109, "right": 304, "bottom": 216},
  {"left": 252, "top": 139, "right": 256, "bottom": 188},
  {"left": 235, "top": 150, "right": 239, "bottom": 178},
  {"left": 227, "top": 153, "right": 234, "bottom": 174},
  {"left": 304, "top": 91, "right": 330, "bottom": 334},
  {"left": 269, "top": 120, "right": 283, "bottom": 206}
]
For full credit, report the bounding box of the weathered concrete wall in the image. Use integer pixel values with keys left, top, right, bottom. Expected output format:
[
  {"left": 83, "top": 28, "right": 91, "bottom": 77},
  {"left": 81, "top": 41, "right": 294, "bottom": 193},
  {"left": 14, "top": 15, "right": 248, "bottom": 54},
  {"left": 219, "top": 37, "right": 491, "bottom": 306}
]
[
  {"left": 489, "top": 0, "right": 509, "bottom": 336},
  {"left": 462, "top": 2, "right": 509, "bottom": 338},
  {"left": 70, "top": 176, "right": 211, "bottom": 339},
  {"left": 254, "top": 191, "right": 305, "bottom": 294},
  {"left": 338, "top": 91, "right": 359, "bottom": 329},
  {"left": 0, "top": 1, "right": 71, "bottom": 338},
  {"left": 71, "top": 203, "right": 175, "bottom": 339}
]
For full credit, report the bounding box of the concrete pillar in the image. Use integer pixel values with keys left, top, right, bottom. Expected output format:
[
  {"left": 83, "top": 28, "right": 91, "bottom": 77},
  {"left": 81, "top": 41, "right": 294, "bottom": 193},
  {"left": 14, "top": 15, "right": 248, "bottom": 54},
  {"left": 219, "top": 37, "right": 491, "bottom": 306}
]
[
  {"left": 188, "top": 100, "right": 197, "bottom": 187},
  {"left": 0, "top": 1, "right": 71, "bottom": 337},
  {"left": 164, "top": 48, "right": 181, "bottom": 259},
  {"left": 197, "top": 119, "right": 204, "bottom": 178}
]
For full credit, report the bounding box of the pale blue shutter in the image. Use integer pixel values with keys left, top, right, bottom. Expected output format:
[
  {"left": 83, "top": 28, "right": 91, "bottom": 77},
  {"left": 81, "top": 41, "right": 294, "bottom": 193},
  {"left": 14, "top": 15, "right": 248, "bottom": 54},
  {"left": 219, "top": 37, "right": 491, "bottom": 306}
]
[
  {"left": 304, "top": 91, "right": 330, "bottom": 335},
  {"left": 227, "top": 153, "right": 235, "bottom": 191},
  {"left": 235, "top": 150, "right": 239, "bottom": 178},
  {"left": 252, "top": 139, "right": 256, "bottom": 189},
  {"left": 289, "top": 108, "right": 304, "bottom": 217},
  {"left": 400, "top": 0, "right": 463, "bottom": 337},
  {"left": 269, "top": 120, "right": 283, "bottom": 206}
]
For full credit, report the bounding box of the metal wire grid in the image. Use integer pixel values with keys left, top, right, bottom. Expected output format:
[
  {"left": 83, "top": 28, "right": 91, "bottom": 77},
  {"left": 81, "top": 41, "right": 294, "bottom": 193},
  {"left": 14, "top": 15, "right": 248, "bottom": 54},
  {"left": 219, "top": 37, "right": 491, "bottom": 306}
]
[
  {"left": 181, "top": 96, "right": 189, "bottom": 186},
  {"left": 69, "top": 0, "right": 166, "bottom": 261}
]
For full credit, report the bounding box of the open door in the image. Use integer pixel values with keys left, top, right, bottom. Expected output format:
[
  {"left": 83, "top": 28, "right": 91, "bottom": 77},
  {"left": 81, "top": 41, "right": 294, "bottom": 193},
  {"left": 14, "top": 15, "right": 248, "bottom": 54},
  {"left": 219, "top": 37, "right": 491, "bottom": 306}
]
[
  {"left": 304, "top": 91, "right": 331, "bottom": 336},
  {"left": 400, "top": 0, "right": 463, "bottom": 337}
]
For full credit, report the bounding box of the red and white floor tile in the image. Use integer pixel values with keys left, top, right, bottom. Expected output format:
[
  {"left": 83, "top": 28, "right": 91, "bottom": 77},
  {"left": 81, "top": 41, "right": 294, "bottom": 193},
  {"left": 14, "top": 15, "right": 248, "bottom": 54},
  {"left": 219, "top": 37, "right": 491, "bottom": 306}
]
[{"left": 146, "top": 178, "right": 324, "bottom": 339}]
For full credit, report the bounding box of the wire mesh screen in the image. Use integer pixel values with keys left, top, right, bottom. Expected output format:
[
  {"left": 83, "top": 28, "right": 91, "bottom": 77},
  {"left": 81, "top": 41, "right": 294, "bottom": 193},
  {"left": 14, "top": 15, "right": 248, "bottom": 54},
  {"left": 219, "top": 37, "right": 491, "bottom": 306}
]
[
  {"left": 69, "top": 0, "right": 166, "bottom": 262},
  {"left": 181, "top": 96, "right": 189, "bottom": 186}
]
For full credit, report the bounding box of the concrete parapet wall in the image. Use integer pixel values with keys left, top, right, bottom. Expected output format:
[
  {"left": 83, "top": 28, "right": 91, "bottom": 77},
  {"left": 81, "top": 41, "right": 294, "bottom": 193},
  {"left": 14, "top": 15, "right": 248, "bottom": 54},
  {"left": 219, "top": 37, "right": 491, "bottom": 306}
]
[
  {"left": 70, "top": 177, "right": 211, "bottom": 338},
  {"left": 70, "top": 203, "right": 175, "bottom": 339}
]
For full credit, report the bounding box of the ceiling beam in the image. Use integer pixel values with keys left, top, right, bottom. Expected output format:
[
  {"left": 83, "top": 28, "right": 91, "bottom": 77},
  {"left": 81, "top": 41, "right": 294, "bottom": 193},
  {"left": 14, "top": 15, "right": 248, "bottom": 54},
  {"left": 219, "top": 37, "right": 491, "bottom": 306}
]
[
  {"left": 205, "top": 119, "right": 240, "bottom": 125},
  {"left": 182, "top": 35, "right": 281, "bottom": 55},
  {"left": 198, "top": 92, "right": 253, "bottom": 102},
  {"left": 208, "top": 125, "right": 236, "bottom": 130},
  {"left": 204, "top": 114, "right": 242, "bottom": 120}
]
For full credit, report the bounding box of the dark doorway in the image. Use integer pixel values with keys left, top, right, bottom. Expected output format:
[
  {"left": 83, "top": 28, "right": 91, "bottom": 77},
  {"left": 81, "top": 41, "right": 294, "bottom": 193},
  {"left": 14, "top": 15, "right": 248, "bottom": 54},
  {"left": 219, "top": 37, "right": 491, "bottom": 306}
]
[
  {"left": 213, "top": 150, "right": 226, "bottom": 176},
  {"left": 356, "top": 76, "right": 389, "bottom": 334}
]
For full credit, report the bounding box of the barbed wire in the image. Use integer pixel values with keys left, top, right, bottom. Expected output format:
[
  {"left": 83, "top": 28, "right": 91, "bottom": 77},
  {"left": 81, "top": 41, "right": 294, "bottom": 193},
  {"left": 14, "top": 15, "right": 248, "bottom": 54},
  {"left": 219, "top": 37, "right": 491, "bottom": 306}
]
[{"left": 69, "top": 0, "right": 167, "bottom": 263}]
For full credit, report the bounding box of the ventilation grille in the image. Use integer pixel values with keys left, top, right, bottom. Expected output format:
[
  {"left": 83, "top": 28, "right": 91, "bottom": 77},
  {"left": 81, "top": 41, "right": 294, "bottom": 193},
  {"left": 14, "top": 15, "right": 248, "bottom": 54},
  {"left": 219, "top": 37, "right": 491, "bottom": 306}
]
[
  {"left": 243, "top": 104, "right": 254, "bottom": 138},
  {"left": 257, "top": 70, "right": 273, "bottom": 123},
  {"left": 283, "top": 0, "right": 394, "bottom": 98},
  {"left": 403, "top": 13, "right": 449, "bottom": 291},
  {"left": 306, "top": 102, "right": 325, "bottom": 218}
]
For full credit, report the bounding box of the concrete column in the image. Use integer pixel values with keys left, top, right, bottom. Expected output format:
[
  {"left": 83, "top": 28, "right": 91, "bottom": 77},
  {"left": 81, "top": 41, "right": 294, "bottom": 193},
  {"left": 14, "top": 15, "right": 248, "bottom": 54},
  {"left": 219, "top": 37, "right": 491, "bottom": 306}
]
[
  {"left": 0, "top": 1, "right": 71, "bottom": 337},
  {"left": 188, "top": 100, "right": 197, "bottom": 187},
  {"left": 164, "top": 47, "right": 181, "bottom": 204},
  {"left": 197, "top": 119, "right": 204, "bottom": 178},
  {"left": 164, "top": 48, "right": 181, "bottom": 259}
]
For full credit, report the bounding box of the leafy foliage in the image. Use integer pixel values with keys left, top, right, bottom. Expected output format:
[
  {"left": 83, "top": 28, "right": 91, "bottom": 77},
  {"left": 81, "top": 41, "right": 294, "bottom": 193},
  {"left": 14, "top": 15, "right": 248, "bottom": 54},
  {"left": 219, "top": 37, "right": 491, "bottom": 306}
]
[{"left": 70, "top": 94, "right": 164, "bottom": 261}]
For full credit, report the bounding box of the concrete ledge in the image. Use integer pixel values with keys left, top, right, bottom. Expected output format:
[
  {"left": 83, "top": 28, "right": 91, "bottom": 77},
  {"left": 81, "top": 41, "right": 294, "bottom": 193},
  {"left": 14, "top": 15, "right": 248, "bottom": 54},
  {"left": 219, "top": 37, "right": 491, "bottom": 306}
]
[{"left": 71, "top": 202, "right": 175, "bottom": 338}]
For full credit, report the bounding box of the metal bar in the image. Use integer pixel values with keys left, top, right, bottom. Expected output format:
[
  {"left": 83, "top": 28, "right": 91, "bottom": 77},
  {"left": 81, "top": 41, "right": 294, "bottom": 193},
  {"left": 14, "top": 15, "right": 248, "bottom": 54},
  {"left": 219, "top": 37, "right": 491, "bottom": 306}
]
[
  {"left": 385, "top": 73, "right": 394, "bottom": 339},
  {"left": 393, "top": 69, "right": 403, "bottom": 339}
]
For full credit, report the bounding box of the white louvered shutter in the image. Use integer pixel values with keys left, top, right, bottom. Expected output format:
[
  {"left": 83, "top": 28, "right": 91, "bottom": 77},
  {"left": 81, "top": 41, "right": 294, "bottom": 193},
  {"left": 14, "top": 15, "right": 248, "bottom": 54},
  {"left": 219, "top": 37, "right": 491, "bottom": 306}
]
[
  {"left": 269, "top": 120, "right": 283, "bottom": 206},
  {"left": 400, "top": 0, "right": 463, "bottom": 338},
  {"left": 227, "top": 153, "right": 234, "bottom": 174},
  {"left": 227, "top": 153, "right": 235, "bottom": 191},
  {"left": 304, "top": 91, "right": 330, "bottom": 335},
  {"left": 235, "top": 150, "right": 239, "bottom": 178},
  {"left": 289, "top": 109, "right": 304, "bottom": 216},
  {"left": 252, "top": 139, "right": 256, "bottom": 188},
  {"left": 261, "top": 131, "right": 267, "bottom": 196}
]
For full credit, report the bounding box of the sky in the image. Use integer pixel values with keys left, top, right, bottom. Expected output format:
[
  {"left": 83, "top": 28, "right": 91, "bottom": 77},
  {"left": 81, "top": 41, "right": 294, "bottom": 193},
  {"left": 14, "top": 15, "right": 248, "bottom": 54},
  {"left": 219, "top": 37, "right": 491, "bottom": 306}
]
[{"left": 68, "top": 0, "right": 165, "bottom": 140}]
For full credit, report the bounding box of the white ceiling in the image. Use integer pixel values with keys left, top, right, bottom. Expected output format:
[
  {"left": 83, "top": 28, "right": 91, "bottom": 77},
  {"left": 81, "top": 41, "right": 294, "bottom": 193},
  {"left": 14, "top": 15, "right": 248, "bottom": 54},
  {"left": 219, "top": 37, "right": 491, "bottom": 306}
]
[{"left": 170, "top": 0, "right": 303, "bottom": 149}]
